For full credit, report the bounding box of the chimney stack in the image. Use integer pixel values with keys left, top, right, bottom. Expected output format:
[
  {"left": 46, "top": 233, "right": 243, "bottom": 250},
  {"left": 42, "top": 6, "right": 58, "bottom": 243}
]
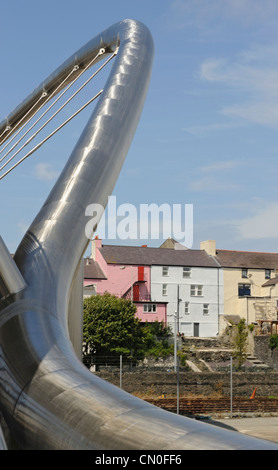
[{"left": 200, "top": 240, "right": 216, "bottom": 256}]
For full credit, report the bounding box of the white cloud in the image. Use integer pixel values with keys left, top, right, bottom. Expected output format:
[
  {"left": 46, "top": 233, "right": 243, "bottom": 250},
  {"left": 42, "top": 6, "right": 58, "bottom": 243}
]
[
  {"left": 189, "top": 160, "right": 242, "bottom": 191},
  {"left": 201, "top": 58, "right": 278, "bottom": 95},
  {"left": 223, "top": 101, "right": 278, "bottom": 127},
  {"left": 169, "top": 0, "right": 278, "bottom": 30},
  {"left": 183, "top": 121, "right": 242, "bottom": 136},
  {"left": 189, "top": 176, "right": 240, "bottom": 192},
  {"left": 236, "top": 203, "right": 278, "bottom": 240},
  {"left": 199, "top": 160, "right": 240, "bottom": 172},
  {"left": 34, "top": 163, "right": 59, "bottom": 181},
  {"left": 200, "top": 59, "right": 229, "bottom": 82},
  {"left": 200, "top": 47, "right": 278, "bottom": 128}
]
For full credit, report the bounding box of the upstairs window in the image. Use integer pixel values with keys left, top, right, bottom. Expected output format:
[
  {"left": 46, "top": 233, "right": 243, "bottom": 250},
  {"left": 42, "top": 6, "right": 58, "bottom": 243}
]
[
  {"left": 162, "top": 266, "right": 169, "bottom": 276},
  {"left": 183, "top": 267, "right": 191, "bottom": 278},
  {"left": 162, "top": 284, "right": 168, "bottom": 296},
  {"left": 203, "top": 304, "right": 209, "bottom": 315},
  {"left": 184, "top": 302, "right": 189, "bottom": 314},
  {"left": 242, "top": 268, "right": 248, "bottom": 278},
  {"left": 265, "top": 269, "right": 271, "bottom": 279},
  {"left": 190, "top": 285, "right": 203, "bottom": 296},
  {"left": 238, "top": 283, "right": 251, "bottom": 297}
]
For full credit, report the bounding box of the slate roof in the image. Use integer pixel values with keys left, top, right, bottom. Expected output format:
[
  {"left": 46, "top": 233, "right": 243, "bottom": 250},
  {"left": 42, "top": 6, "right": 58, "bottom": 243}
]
[
  {"left": 99, "top": 244, "right": 219, "bottom": 268},
  {"left": 83, "top": 258, "right": 106, "bottom": 279},
  {"left": 215, "top": 249, "right": 278, "bottom": 269},
  {"left": 262, "top": 277, "right": 278, "bottom": 287},
  {"left": 84, "top": 242, "right": 278, "bottom": 281}
]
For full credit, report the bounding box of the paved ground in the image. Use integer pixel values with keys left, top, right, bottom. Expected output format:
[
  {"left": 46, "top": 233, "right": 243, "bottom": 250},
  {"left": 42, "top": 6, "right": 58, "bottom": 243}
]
[{"left": 208, "top": 416, "right": 278, "bottom": 444}]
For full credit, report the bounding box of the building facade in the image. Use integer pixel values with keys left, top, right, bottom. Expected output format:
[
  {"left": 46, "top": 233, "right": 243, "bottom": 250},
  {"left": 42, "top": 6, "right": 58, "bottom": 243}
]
[
  {"left": 151, "top": 263, "right": 223, "bottom": 337},
  {"left": 84, "top": 238, "right": 223, "bottom": 337},
  {"left": 84, "top": 238, "right": 167, "bottom": 324},
  {"left": 200, "top": 241, "right": 278, "bottom": 329}
]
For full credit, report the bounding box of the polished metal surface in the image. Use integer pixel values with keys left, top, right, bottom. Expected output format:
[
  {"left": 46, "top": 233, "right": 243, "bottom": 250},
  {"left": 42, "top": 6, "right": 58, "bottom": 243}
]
[
  {"left": 0, "top": 430, "right": 6, "bottom": 450},
  {"left": 0, "top": 19, "right": 278, "bottom": 450},
  {"left": 0, "top": 237, "right": 26, "bottom": 299}
]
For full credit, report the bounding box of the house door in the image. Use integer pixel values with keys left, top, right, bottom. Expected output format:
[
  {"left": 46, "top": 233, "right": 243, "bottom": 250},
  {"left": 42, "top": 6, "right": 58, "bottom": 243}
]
[
  {"left": 133, "top": 284, "right": 140, "bottom": 301},
  {"left": 193, "top": 323, "right": 199, "bottom": 337},
  {"left": 138, "top": 266, "right": 144, "bottom": 281}
]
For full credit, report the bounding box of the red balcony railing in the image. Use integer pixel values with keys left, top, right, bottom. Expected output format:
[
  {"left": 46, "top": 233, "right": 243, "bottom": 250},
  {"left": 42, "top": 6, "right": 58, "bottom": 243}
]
[{"left": 122, "top": 284, "right": 151, "bottom": 302}]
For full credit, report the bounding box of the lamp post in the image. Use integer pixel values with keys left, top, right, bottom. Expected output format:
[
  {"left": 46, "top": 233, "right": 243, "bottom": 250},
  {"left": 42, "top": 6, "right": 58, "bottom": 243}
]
[
  {"left": 173, "top": 310, "right": 180, "bottom": 414},
  {"left": 176, "top": 284, "right": 180, "bottom": 335},
  {"left": 174, "top": 310, "right": 177, "bottom": 372},
  {"left": 167, "top": 310, "right": 180, "bottom": 412},
  {"left": 230, "top": 356, "right": 233, "bottom": 417},
  {"left": 177, "top": 354, "right": 180, "bottom": 415}
]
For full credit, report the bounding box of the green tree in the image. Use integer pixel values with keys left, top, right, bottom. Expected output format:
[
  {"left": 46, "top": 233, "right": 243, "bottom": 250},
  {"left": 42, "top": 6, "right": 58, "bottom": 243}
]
[
  {"left": 140, "top": 321, "right": 173, "bottom": 359},
  {"left": 269, "top": 334, "right": 278, "bottom": 351},
  {"left": 233, "top": 318, "right": 248, "bottom": 369},
  {"left": 83, "top": 293, "right": 144, "bottom": 363}
]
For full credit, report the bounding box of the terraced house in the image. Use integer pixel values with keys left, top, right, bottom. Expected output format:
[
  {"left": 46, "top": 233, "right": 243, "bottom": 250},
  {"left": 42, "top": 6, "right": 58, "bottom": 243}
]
[
  {"left": 83, "top": 237, "right": 278, "bottom": 337},
  {"left": 84, "top": 237, "right": 224, "bottom": 338},
  {"left": 201, "top": 240, "right": 278, "bottom": 332}
]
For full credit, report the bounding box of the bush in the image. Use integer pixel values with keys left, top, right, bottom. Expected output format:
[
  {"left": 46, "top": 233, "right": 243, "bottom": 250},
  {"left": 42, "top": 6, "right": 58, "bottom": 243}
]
[
  {"left": 83, "top": 293, "right": 142, "bottom": 361},
  {"left": 83, "top": 296, "right": 173, "bottom": 364},
  {"left": 269, "top": 334, "right": 278, "bottom": 351},
  {"left": 141, "top": 321, "right": 173, "bottom": 359},
  {"left": 233, "top": 318, "right": 248, "bottom": 369}
]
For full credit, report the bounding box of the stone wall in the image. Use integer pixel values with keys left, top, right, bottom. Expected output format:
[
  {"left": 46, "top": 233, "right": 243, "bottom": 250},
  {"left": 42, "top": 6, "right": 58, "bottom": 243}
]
[
  {"left": 95, "top": 370, "right": 278, "bottom": 398},
  {"left": 255, "top": 335, "right": 278, "bottom": 371}
]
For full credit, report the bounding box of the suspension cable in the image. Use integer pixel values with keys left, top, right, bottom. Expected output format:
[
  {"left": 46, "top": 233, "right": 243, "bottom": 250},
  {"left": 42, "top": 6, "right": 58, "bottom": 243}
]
[
  {"left": 0, "top": 70, "right": 77, "bottom": 163},
  {"left": 0, "top": 47, "right": 109, "bottom": 163},
  {"left": 0, "top": 89, "right": 103, "bottom": 181},
  {"left": 0, "top": 92, "right": 48, "bottom": 152},
  {"left": 0, "top": 49, "right": 116, "bottom": 177},
  {"left": 0, "top": 126, "right": 10, "bottom": 141}
]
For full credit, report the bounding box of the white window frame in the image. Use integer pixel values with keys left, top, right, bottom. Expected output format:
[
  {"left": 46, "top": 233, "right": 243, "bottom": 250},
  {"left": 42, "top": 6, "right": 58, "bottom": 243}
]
[
  {"left": 183, "top": 267, "right": 191, "bottom": 278},
  {"left": 203, "top": 303, "right": 209, "bottom": 315},
  {"left": 190, "top": 284, "right": 203, "bottom": 297},
  {"left": 184, "top": 302, "right": 189, "bottom": 315},
  {"left": 162, "top": 266, "right": 169, "bottom": 276},
  {"left": 242, "top": 268, "right": 248, "bottom": 278},
  {"left": 162, "top": 284, "right": 168, "bottom": 296},
  {"left": 143, "top": 304, "right": 157, "bottom": 313},
  {"left": 238, "top": 283, "right": 251, "bottom": 297}
]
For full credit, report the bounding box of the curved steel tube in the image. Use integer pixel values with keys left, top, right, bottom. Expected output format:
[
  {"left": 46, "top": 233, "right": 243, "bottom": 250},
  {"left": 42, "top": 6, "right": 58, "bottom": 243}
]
[
  {"left": 0, "top": 19, "right": 277, "bottom": 450},
  {"left": 0, "top": 424, "right": 7, "bottom": 450}
]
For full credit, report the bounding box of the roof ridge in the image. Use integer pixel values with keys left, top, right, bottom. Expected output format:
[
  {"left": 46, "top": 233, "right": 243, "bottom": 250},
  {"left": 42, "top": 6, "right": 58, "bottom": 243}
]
[
  {"left": 216, "top": 249, "right": 278, "bottom": 255},
  {"left": 101, "top": 243, "right": 203, "bottom": 252}
]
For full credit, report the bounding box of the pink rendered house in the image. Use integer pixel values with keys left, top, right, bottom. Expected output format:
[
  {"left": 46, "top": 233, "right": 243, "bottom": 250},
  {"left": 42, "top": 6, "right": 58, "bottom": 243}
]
[{"left": 84, "top": 237, "right": 167, "bottom": 324}]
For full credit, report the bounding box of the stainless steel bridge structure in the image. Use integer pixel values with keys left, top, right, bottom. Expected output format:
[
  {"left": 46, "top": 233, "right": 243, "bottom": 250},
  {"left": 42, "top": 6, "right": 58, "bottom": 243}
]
[{"left": 0, "top": 19, "right": 277, "bottom": 450}]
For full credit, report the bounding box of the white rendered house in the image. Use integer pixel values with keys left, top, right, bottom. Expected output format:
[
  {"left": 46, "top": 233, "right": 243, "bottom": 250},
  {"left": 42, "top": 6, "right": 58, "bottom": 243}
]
[{"left": 151, "top": 240, "right": 224, "bottom": 337}]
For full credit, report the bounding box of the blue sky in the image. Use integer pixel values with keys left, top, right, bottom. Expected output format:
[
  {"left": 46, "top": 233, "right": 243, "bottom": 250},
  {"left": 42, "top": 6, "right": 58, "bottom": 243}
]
[{"left": 1, "top": 0, "right": 278, "bottom": 255}]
